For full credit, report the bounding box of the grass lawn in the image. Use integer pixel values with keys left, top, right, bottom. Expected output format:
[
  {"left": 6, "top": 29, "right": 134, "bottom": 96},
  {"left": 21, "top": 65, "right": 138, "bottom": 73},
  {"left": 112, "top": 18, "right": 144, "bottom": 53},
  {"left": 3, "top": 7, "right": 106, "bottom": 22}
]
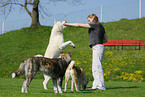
[
  {"left": 0, "top": 78, "right": 145, "bottom": 97},
  {"left": 0, "top": 18, "right": 145, "bottom": 97}
]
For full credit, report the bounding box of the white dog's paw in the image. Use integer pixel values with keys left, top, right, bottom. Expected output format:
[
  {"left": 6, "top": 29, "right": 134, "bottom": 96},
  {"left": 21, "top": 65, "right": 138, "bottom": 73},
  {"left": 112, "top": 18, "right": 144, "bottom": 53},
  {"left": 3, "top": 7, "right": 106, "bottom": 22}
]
[
  {"left": 12, "top": 73, "right": 16, "bottom": 78},
  {"left": 73, "top": 45, "right": 76, "bottom": 48},
  {"left": 70, "top": 43, "right": 76, "bottom": 48}
]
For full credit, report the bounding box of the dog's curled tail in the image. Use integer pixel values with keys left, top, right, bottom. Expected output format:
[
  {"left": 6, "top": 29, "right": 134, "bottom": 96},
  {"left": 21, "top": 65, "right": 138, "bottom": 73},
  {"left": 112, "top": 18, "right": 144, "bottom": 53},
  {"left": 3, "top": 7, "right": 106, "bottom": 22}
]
[
  {"left": 67, "top": 61, "right": 75, "bottom": 70},
  {"left": 35, "top": 54, "right": 43, "bottom": 57},
  {"left": 12, "top": 60, "right": 26, "bottom": 78},
  {"left": 12, "top": 70, "right": 23, "bottom": 78}
]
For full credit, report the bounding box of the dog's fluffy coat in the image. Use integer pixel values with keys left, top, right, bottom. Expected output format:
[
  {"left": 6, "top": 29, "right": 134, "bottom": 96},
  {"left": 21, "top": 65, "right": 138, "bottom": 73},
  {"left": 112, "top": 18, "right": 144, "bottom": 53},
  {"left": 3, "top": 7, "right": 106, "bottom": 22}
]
[
  {"left": 12, "top": 51, "right": 71, "bottom": 93},
  {"left": 44, "top": 20, "right": 75, "bottom": 58},
  {"left": 64, "top": 61, "right": 89, "bottom": 91}
]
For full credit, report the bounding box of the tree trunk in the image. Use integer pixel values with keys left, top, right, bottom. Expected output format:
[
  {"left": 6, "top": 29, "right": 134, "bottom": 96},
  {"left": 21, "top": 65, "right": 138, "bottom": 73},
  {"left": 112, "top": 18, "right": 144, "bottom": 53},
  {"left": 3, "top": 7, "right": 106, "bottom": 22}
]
[{"left": 30, "top": 0, "right": 41, "bottom": 28}]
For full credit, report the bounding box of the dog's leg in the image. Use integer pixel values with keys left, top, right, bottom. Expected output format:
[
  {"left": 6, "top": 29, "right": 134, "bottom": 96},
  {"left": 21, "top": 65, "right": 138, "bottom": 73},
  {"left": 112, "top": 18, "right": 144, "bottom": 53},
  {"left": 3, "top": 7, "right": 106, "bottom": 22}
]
[
  {"left": 71, "top": 78, "right": 79, "bottom": 91},
  {"left": 26, "top": 72, "right": 37, "bottom": 92},
  {"left": 52, "top": 78, "right": 58, "bottom": 93},
  {"left": 21, "top": 76, "right": 29, "bottom": 93},
  {"left": 64, "top": 74, "right": 70, "bottom": 92},
  {"left": 43, "top": 75, "right": 51, "bottom": 90},
  {"left": 24, "top": 76, "right": 33, "bottom": 93},
  {"left": 71, "top": 79, "right": 74, "bottom": 91},
  {"left": 59, "top": 41, "right": 75, "bottom": 50},
  {"left": 64, "top": 70, "right": 71, "bottom": 92},
  {"left": 71, "top": 72, "right": 76, "bottom": 91},
  {"left": 71, "top": 70, "right": 79, "bottom": 91},
  {"left": 22, "top": 62, "right": 37, "bottom": 93},
  {"left": 74, "top": 78, "right": 79, "bottom": 91},
  {"left": 25, "top": 76, "right": 32, "bottom": 93},
  {"left": 72, "top": 73, "right": 79, "bottom": 91},
  {"left": 25, "top": 77, "right": 28, "bottom": 93},
  {"left": 22, "top": 59, "right": 31, "bottom": 93},
  {"left": 21, "top": 80, "right": 26, "bottom": 93},
  {"left": 57, "top": 77, "right": 63, "bottom": 93},
  {"left": 78, "top": 82, "right": 81, "bottom": 91}
]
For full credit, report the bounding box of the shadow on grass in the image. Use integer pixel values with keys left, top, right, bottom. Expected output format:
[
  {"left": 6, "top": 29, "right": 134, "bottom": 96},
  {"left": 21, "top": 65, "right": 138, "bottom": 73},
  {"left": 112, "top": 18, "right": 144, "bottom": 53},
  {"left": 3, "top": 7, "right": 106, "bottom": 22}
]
[
  {"left": 41, "top": 91, "right": 94, "bottom": 94},
  {"left": 40, "top": 86, "right": 139, "bottom": 94},
  {"left": 106, "top": 86, "right": 139, "bottom": 90},
  {"left": 41, "top": 89, "right": 94, "bottom": 94}
]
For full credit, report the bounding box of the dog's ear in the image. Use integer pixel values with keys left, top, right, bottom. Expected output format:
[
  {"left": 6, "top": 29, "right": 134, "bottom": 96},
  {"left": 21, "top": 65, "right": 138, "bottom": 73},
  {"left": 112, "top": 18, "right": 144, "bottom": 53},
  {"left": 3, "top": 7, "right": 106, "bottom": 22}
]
[{"left": 54, "top": 19, "right": 57, "bottom": 24}]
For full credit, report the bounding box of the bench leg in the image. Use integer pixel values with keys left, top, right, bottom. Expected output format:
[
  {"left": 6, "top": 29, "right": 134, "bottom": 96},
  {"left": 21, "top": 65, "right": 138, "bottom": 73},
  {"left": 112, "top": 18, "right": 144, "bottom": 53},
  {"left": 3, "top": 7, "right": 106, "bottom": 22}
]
[
  {"left": 110, "top": 46, "right": 111, "bottom": 50},
  {"left": 114, "top": 46, "right": 116, "bottom": 50},
  {"left": 117, "top": 45, "right": 119, "bottom": 50},
  {"left": 121, "top": 46, "right": 123, "bottom": 50},
  {"left": 139, "top": 45, "right": 141, "bottom": 50}
]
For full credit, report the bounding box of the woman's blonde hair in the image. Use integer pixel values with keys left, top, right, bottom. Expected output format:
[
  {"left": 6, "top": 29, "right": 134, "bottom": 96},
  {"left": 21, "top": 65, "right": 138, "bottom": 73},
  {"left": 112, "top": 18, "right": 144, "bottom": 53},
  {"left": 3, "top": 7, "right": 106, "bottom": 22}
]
[{"left": 87, "top": 14, "right": 99, "bottom": 22}]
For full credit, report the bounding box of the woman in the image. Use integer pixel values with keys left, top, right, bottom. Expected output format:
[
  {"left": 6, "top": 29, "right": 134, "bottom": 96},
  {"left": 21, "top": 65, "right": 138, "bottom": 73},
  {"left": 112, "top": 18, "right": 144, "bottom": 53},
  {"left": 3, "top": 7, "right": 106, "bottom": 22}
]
[{"left": 64, "top": 14, "right": 107, "bottom": 90}]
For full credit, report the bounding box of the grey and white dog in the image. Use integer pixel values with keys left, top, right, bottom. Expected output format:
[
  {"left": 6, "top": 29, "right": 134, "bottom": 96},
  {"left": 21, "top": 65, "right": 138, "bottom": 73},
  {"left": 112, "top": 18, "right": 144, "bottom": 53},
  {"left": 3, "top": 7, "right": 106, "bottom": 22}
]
[{"left": 12, "top": 50, "right": 72, "bottom": 93}]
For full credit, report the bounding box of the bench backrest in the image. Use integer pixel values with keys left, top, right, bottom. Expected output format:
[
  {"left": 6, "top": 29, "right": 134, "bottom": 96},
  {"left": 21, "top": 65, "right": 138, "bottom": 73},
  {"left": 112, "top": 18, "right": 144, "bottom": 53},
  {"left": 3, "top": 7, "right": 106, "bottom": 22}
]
[{"left": 105, "top": 39, "right": 144, "bottom": 44}]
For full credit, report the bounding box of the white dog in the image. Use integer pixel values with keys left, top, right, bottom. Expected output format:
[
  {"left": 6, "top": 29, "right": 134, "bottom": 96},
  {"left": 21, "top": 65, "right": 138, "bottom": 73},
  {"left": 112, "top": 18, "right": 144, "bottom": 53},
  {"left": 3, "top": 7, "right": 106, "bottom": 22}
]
[
  {"left": 44, "top": 20, "right": 75, "bottom": 58},
  {"left": 42, "top": 20, "right": 75, "bottom": 90}
]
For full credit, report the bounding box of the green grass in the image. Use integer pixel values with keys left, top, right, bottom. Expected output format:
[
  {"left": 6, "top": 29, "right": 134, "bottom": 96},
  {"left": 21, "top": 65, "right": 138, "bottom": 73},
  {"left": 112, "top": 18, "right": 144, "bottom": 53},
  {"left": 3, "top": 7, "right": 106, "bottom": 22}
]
[
  {"left": 0, "top": 78, "right": 145, "bottom": 97},
  {"left": 0, "top": 18, "right": 145, "bottom": 96},
  {"left": 0, "top": 18, "right": 145, "bottom": 81},
  {"left": 103, "top": 18, "right": 145, "bottom": 40}
]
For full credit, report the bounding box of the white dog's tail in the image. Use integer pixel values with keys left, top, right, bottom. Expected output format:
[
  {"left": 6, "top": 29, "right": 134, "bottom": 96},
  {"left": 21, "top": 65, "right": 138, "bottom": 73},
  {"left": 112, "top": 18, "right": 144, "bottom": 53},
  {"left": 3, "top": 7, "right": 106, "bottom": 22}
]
[{"left": 67, "top": 61, "right": 75, "bottom": 70}]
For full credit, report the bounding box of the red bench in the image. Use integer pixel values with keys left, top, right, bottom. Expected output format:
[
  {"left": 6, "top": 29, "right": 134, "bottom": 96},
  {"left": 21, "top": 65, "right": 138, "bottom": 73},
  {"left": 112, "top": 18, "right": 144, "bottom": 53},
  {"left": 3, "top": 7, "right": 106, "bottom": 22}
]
[{"left": 103, "top": 39, "right": 145, "bottom": 50}]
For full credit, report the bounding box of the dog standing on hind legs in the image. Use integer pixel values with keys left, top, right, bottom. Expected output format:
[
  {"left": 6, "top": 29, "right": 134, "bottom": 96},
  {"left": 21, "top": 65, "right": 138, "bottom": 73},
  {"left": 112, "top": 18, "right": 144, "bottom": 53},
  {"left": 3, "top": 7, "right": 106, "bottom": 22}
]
[
  {"left": 44, "top": 20, "right": 75, "bottom": 58},
  {"left": 37, "top": 20, "right": 76, "bottom": 90},
  {"left": 12, "top": 51, "right": 72, "bottom": 93},
  {"left": 64, "top": 61, "right": 89, "bottom": 92}
]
